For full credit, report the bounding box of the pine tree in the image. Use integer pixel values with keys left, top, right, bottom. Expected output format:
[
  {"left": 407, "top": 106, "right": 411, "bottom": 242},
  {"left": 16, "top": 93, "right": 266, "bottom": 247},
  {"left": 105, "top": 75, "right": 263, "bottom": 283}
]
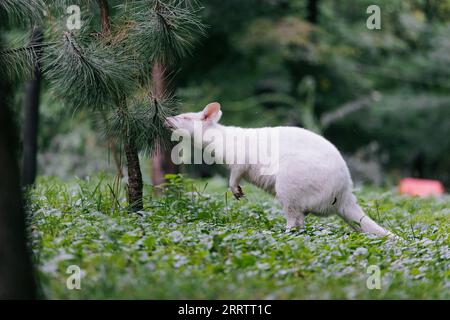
[{"left": 1, "top": 0, "right": 205, "bottom": 211}]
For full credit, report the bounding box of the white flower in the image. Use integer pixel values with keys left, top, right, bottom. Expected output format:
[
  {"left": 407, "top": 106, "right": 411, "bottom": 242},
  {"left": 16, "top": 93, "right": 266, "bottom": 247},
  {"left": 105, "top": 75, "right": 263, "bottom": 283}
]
[
  {"left": 354, "top": 247, "right": 368, "bottom": 256},
  {"left": 168, "top": 230, "right": 183, "bottom": 243}
]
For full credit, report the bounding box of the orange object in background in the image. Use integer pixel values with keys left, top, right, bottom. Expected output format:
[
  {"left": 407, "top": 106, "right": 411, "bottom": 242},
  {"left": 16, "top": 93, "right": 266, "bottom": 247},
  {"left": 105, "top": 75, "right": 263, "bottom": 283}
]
[{"left": 399, "top": 178, "right": 445, "bottom": 196}]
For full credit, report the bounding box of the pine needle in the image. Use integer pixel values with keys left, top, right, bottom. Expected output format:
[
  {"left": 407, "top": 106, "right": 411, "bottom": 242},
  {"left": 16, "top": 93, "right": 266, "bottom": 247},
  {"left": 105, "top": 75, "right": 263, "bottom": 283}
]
[
  {"left": 42, "top": 31, "right": 136, "bottom": 110},
  {"left": 127, "top": 0, "right": 206, "bottom": 65}
]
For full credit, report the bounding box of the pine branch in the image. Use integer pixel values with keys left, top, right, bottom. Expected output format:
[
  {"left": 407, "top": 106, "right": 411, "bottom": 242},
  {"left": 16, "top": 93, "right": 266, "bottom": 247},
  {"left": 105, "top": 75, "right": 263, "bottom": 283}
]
[
  {"left": 0, "top": 0, "right": 45, "bottom": 27},
  {"left": 174, "top": 0, "right": 202, "bottom": 9},
  {"left": 44, "top": 0, "right": 97, "bottom": 12},
  {"left": 0, "top": 46, "right": 36, "bottom": 79},
  {"left": 128, "top": 0, "right": 206, "bottom": 65},
  {"left": 104, "top": 92, "right": 178, "bottom": 155},
  {"left": 41, "top": 31, "right": 135, "bottom": 110},
  {"left": 0, "top": 39, "right": 53, "bottom": 79}
]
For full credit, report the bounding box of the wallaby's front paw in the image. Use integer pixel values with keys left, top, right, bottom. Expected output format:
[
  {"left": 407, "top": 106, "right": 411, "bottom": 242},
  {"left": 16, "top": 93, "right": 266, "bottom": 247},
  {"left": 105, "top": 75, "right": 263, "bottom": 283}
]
[{"left": 232, "top": 185, "right": 245, "bottom": 200}]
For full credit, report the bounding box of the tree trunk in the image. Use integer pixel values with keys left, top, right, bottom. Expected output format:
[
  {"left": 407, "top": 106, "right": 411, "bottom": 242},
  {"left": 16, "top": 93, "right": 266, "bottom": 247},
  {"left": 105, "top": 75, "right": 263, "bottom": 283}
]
[
  {"left": 307, "top": 0, "right": 319, "bottom": 24},
  {"left": 151, "top": 63, "right": 178, "bottom": 189},
  {"left": 98, "top": 0, "right": 112, "bottom": 36},
  {"left": 152, "top": 151, "right": 178, "bottom": 186},
  {"left": 0, "top": 42, "right": 36, "bottom": 299},
  {"left": 97, "top": 0, "right": 142, "bottom": 211},
  {"left": 22, "top": 27, "right": 43, "bottom": 187},
  {"left": 424, "top": 0, "right": 436, "bottom": 22},
  {"left": 124, "top": 140, "right": 143, "bottom": 211}
]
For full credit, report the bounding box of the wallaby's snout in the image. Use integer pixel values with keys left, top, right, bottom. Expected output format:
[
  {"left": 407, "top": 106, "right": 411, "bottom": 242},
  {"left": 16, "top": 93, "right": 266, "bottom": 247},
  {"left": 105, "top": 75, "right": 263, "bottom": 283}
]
[
  {"left": 165, "top": 116, "right": 176, "bottom": 129},
  {"left": 163, "top": 102, "right": 222, "bottom": 135}
]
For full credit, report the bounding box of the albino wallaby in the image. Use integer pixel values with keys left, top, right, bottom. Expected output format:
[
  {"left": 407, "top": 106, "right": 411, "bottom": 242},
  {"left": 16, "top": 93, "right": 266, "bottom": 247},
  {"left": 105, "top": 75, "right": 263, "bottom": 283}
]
[{"left": 167, "top": 102, "right": 395, "bottom": 238}]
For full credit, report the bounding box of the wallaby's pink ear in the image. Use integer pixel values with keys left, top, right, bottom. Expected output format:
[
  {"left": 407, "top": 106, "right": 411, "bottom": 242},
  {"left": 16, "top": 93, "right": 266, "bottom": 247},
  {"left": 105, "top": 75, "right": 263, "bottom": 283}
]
[{"left": 202, "top": 102, "right": 222, "bottom": 123}]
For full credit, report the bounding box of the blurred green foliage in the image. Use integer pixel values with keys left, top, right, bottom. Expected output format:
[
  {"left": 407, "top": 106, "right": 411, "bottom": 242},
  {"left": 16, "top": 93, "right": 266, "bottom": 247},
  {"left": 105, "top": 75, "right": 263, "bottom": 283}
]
[{"left": 176, "top": 0, "right": 450, "bottom": 185}]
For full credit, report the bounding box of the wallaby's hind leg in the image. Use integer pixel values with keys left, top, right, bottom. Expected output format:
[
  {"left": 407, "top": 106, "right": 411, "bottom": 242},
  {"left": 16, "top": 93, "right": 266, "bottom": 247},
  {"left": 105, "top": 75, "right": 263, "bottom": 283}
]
[{"left": 337, "top": 194, "right": 393, "bottom": 237}]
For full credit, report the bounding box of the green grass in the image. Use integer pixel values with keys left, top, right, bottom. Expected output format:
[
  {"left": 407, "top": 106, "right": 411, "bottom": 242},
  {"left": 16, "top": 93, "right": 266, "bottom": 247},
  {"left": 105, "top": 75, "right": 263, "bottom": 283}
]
[{"left": 29, "top": 174, "right": 450, "bottom": 299}]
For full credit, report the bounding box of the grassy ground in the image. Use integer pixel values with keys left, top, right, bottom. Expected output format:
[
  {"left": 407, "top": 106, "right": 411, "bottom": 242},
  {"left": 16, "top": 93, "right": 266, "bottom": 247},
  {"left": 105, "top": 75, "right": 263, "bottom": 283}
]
[{"left": 29, "top": 175, "right": 449, "bottom": 299}]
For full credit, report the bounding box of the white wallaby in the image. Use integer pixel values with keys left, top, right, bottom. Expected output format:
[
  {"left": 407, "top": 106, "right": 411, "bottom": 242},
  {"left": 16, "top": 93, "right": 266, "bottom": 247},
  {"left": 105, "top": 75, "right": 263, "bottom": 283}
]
[{"left": 167, "top": 102, "right": 395, "bottom": 238}]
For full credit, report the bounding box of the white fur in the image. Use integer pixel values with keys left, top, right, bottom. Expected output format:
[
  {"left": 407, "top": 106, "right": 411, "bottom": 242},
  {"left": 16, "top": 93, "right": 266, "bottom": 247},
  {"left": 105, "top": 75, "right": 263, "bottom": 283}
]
[{"left": 168, "top": 102, "right": 394, "bottom": 238}]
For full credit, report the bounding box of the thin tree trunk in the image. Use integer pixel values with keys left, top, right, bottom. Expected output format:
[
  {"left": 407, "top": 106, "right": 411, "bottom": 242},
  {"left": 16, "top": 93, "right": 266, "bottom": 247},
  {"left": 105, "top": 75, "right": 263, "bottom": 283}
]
[
  {"left": 307, "top": 0, "right": 319, "bottom": 24},
  {"left": 151, "top": 63, "right": 178, "bottom": 190},
  {"left": 98, "top": 0, "right": 112, "bottom": 36},
  {"left": 0, "top": 41, "right": 36, "bottom": 299},
  {"left": 424, "top": 0, "right": 435, "bottom": 22},
  {"left": 152, "top": 151, "right": 178, "bottom": 186},
  {"left": 22, "top": 27, "right": 43, "bottom": 187},
  {"left": 124, "top": 141, "right": 143, "bottom": 211},
  {"left": 123, "top": 116, "right": 144, "bottom": 211},
  {"left": 98, "top": 0, "right": 143, "bottom": 211}
]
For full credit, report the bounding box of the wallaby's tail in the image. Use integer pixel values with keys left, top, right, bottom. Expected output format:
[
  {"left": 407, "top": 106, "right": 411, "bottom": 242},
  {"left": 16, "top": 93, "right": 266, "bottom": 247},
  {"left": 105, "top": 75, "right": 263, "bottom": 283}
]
[{"left": 337, "top": 191, "right": 395, "bottom": 238}]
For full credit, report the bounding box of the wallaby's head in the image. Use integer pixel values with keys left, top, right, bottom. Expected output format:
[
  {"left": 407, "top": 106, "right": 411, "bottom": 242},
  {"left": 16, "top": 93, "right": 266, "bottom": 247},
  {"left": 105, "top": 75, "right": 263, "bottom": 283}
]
[{"left": 167, "top": 102, "right": 222, "bottom": 134}]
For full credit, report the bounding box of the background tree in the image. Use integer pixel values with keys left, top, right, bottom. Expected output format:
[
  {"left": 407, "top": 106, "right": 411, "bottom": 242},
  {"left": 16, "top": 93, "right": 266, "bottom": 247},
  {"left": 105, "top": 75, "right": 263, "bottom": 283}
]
[
  {"left": 151, "top": 63, "right": 179, "bottom": 190},
  {"left": 0, "top": 0, "right": 41, "bottom": 299},
  {"left": 21, "top": 26, "right": 43, "bottom": 187},
  {"left": 307, "top": 0, "right": 319, "bottom": 24}
]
